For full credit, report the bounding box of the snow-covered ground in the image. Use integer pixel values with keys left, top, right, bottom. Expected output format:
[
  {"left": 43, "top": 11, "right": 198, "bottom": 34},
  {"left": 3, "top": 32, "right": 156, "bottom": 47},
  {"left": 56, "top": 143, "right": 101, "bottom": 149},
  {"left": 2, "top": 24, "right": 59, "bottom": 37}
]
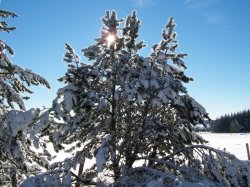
[{"left": 199, "top": 132, "right": 250, "bottom": 161}]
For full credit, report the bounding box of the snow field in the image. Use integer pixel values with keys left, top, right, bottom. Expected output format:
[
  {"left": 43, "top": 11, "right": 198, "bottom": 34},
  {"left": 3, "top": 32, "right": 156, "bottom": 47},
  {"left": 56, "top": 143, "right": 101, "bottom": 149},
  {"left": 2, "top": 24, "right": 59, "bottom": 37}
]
[{"left": 199, "top": 132, "right": 250, "bottom": 160}]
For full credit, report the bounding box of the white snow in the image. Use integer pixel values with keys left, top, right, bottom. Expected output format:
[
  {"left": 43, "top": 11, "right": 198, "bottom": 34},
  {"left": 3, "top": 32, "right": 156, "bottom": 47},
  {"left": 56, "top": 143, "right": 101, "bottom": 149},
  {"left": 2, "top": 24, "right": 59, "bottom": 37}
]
[
  {"left": 96, "top": 146, "right": 109, "bottom": 172},
  {"left": 199, "top": 132, "right": 250, "bottom": 160},
  {"left": 63, "top": 91, "right": 76, "bottom": 112},
  {"left": 8, "top": 108, "right": 39, "bottom": 136}
]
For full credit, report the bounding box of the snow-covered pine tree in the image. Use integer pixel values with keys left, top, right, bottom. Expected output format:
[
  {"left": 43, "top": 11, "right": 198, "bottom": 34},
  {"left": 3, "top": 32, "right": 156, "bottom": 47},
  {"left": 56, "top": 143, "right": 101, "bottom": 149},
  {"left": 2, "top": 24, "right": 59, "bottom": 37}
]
[
  {"left": 25, "top": 11, "right": 250, "bottom": 186},
  {"left": 36, "top": 10, "right": 206, "bottom": 185},
  {"left": 0, "top": 7, "right": 51, "bottom": 186}
]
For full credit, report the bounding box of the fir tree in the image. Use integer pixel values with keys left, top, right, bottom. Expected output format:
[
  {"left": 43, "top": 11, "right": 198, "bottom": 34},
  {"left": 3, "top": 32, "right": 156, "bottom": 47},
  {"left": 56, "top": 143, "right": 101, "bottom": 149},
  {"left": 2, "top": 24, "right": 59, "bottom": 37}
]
[
  {"left": 229, "top": 119, "right": 243, "bottom": 133},
  {"left": 212, "top": 109, "right": 250, "bottom": 133},
  {"left": 40, "top": 10, "right": 207, "bottom": 185},
  {"left": 0, "top": 7, "right": 51, "bottom": 186}
]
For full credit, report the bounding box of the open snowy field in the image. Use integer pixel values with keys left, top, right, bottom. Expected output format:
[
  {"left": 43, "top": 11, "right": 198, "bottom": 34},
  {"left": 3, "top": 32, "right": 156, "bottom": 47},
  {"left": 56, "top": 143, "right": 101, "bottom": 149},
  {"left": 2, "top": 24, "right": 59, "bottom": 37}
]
[{"left": 199, "top": 132, "right": 250, "bottom": 161}]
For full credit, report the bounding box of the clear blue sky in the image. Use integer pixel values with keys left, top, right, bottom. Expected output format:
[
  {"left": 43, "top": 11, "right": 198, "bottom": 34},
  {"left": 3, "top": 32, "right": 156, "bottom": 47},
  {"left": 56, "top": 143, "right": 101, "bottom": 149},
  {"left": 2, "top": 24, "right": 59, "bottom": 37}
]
[{"left": 1, "top": 0, "right": 250, "bottom": 119}]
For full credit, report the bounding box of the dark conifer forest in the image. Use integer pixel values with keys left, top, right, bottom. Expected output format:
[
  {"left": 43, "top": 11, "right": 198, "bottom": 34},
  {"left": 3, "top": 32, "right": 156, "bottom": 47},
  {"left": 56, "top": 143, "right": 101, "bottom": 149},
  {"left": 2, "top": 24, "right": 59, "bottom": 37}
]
[{"left": 212, "top": 110, "right": 250, "bottom": 133}]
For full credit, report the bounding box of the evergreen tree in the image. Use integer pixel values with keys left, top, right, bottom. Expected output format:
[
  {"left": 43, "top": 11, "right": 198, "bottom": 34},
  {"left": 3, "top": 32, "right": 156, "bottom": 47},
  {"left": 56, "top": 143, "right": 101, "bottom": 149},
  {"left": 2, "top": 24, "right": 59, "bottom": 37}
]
[
  {"left": 0, "top": 7, "right": 51, "bottom": 186},
  {"left": 36, "top": 10, "right": 208, "bottom": 185},
  {"left": 22, "top": 11, "right": 250, "bottom": 187},
  {"left": 244, "top": 113, "right": 250, "bottom": 131},
  {"left": 229, "top": 119, "right": 243, "bottom": 133},
  {"left": 212, "top": 110, "right": 250, "bottom": 133}
]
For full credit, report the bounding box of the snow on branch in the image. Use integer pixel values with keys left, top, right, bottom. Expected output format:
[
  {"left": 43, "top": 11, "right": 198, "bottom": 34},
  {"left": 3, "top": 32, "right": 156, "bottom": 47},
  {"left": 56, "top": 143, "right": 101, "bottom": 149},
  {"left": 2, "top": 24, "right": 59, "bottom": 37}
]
[
  {"left": 0, "top": 9, "right": 17, "bottom": 33},
  {"left": 0, "top": 39, "right": 50, "bottom": 111},
  {"left": 7, "top": 109, "right": 39, "bottom": 136},
  {"left": 136, "top": 145, "right": 250, "bottom": 187}
]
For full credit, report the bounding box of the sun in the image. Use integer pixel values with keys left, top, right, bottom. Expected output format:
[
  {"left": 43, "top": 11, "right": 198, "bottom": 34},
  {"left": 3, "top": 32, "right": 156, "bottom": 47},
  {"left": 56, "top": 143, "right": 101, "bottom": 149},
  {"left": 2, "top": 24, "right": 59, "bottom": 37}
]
[{"left": 106, "top": 34, "right": 115, "bottom": 46}]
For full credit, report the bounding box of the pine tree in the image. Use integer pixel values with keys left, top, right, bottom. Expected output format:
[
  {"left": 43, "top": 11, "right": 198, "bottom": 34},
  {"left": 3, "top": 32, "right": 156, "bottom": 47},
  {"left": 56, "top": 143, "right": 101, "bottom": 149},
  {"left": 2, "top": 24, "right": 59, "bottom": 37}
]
[
  {"left": 213, "top": 110, "right": 250, "bottom": 133},
  {"left": 23, "top": 11, "right": 250, "bottom": 186},
  {"left": 34, "top": 10, "right": 207, "bottom": 185},
  {"left": 229, "top": 119, "right": 243, "bottom": 133},
  {"left": 0, "top": 7, "right": 51, "bottom": 186}
]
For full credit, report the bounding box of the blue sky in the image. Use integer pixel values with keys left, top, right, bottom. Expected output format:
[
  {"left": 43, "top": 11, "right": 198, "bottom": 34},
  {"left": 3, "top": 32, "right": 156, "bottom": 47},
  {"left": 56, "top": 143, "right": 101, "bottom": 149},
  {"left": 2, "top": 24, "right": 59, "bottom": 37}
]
[{"left": 1, "top": 0, "right": 250, "bottom": 119}]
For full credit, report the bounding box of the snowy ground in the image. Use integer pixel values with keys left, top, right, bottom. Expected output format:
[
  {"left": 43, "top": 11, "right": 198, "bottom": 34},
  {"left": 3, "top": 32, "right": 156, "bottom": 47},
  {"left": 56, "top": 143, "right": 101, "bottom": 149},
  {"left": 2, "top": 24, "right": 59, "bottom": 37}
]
[{"left": 199, "top": 132, "right": 250, "bottom": 161}]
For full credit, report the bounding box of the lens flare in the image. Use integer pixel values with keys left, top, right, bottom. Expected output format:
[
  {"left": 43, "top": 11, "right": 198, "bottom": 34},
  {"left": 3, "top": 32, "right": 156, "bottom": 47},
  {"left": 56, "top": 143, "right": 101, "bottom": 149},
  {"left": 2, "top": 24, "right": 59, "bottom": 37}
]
[{"left": 106, "top": 34, "right": 115, "bottom": 46}]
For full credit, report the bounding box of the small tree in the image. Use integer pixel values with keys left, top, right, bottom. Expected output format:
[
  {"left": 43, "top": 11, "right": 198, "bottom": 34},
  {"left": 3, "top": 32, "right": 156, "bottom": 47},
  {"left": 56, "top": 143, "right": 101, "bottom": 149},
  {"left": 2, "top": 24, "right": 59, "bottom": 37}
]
[{"left": 0, "top": 7, "right": 51, "bottom": 186}]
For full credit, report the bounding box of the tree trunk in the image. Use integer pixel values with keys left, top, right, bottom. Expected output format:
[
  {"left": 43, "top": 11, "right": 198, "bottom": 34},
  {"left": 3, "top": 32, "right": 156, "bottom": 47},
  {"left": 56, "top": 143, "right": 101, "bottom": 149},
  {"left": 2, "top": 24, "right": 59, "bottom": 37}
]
[
  {"left": 75, "top": 159, "right": 85, "bottom": 187},
  {"left": 110, "top": 45, "right": 120, "bottom": 180},
  {"left": 10, "top": 167, "right": 17, "bottom": 187},
  {"left": 148, "top": 145, "right": 157, "bottom": 166}
]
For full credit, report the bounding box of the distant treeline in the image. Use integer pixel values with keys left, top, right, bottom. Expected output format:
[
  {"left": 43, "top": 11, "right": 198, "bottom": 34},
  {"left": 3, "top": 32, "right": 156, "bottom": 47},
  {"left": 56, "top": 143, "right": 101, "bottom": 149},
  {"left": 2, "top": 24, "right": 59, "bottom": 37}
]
[{"left": 211, "top": 110, "right": 250, "bottom": 133}]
